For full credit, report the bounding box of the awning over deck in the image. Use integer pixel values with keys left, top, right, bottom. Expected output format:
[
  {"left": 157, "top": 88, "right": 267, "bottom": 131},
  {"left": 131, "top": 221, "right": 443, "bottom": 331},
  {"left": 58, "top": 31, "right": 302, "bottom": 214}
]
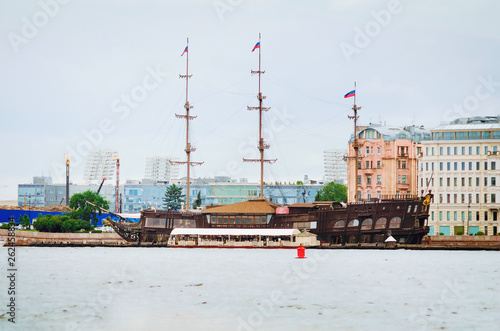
[{"left": 170, "top": 228, "right": 300, "bottom": 236}]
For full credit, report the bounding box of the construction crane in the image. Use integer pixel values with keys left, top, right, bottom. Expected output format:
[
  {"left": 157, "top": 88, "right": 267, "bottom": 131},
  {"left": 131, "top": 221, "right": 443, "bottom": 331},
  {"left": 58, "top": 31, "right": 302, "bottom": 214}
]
[
  {"left": 65, "top": 153, "right": 70, "bottom": 206},
  {"left": 97, "top": 177, "right": 107, "bottom": 195},
  {"left": 110, "top": 153, "right": 120, "bottom": 213}
]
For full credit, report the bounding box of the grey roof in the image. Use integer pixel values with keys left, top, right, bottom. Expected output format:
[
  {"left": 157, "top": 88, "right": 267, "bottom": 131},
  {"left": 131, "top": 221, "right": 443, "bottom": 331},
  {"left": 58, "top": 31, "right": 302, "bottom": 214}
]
[
  {"left": 433, "top": 123, "right": 500, "bottom": 131},
  {"left": 349, "top": 124, "right": 428, "bottom": 143}
]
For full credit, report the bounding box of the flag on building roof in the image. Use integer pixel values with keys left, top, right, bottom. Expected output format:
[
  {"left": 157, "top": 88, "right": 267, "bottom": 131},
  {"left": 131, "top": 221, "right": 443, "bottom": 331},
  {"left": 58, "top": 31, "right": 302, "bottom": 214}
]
[
  {"left": 252, "top": 42, "right": 260, "bottom": 52},
  {"left": 181, "top": 46, "right": 188, "bottom": 56},
  {"left": 344, "top": 90, "right": 355, "bottom": 98}
]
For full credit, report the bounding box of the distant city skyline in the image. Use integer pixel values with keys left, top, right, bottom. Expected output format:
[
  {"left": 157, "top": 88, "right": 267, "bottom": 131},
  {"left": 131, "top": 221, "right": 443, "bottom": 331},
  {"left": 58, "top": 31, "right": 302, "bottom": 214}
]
[{"left": 1, "top": 0, "right": 499, "bottom": 200}]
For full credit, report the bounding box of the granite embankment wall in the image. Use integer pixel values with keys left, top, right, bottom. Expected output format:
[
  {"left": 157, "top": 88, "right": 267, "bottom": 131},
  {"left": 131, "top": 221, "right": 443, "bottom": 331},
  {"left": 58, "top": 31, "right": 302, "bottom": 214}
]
[
  {"left": 0, "top": 229, "right": 129, "bottom": 246},
  {"left": 422, "top": 235, "right": 500, "bottom": 249}
]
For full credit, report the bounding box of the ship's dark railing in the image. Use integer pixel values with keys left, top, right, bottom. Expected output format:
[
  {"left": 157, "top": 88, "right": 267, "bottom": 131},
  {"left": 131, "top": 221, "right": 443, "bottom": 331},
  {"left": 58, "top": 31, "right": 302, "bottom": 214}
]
[{"left": 351, "top": 194, "right": 420, "bottom": 204}]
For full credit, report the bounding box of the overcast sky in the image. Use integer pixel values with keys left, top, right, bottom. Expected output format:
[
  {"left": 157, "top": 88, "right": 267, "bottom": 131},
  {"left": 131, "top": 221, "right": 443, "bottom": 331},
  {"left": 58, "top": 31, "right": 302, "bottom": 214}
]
[{"left": 1, "top": 0, "right": 500, "bottom": 200}]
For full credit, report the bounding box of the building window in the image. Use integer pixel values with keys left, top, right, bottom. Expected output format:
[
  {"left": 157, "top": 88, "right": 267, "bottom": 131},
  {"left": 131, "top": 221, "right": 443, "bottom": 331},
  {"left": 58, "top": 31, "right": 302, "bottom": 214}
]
[
  {"left": 476, "top": 211, "right": 480, "bottom": 221},
  {"left": 469, "top": 162, "right": 472, "bottom": 170},
  {"left": 476, "top": 177, "right": 480, "bottom": 186},
  {"left": 377, "top": 191, "right": 381, "bottom": 199},
  {"left": 454, "top": 194, "right": 457, "bottom": 203},
  {"left": 398, "top": 175, "right": 401, "bottom": 184},
  {"left": 461, "top": 194, "right": 465, "bottom": 203},
  {"left": 476, "top": 162, "right": 480, "bottom": 170},
  {"left": 461, "top": 162, "right": 465, "bottom": 170},
  {"left": 469, "top": 146, "right": 473, "bottom": 155},
  {"left": 367, "top": 175, "right": 372, "bottom": 185},
  {"left": 461, "top": 146, "right": 465, "bottom": 155},
  {"left": 439, "top": 211, "right": 443, "bottom": 221},
  {"left": 468, "top": 194, "right": 472, "bottom": 203},
  {"left": 432, "top": 147, "right": 435, "bottom": 155},
  {"left": 447, "top": 162, "right": 451, "bottom": 171},
  {"left": 447, "top": 178, "right": 451, "bottom": 186},
  {"left": 454, "top": 162, "right": 458, "bottom": 171},
  {"left": 485, "top": 177, "right": 488, "bottom": 186},
  {"left": 377, "top": 175, "right": 382, "bottom": 184},
  {"left": 454, "top": 178, "right": 457, "bottom": 186},
  {"left": 366, "top": 161, "right": 370, "bottom": 169},
  {"left": 454, "top": 211, "right": 457, "bottom": 221},
  {"left": 402, "top": 175, "right": 407, "bottom": 184},
  {"left": 476, "top": 146, "right": 480, "bottom": 154},
  {"left": 357, "top": 191, "right": 361, "bottom": 200},
  {"left": 431, "top": 211, "right": 434, "bottom": 220},
  {"left": 439, "top": 178, "right": 443, "bottom": 186},
  {"left": 402, "top": 161, "right": 407, "bottom": 169},
  {"left": 485, "top": 146, "right": 489, "bottom": 154},
  {"left": 367, "top": 191, "right": 371, "bottom": 200},
  {"left": 377, "top": 147, "right": 381, "bottom": 155},
  {"left": 461, "top": 178, "right": 465, "bottom": 186},
  {"left": 366, "top": 146, "right": 370, "bottom": 154},
  {"left": 447, "top": 194, "right": 450, "bottom": 203},
  {"left": 485, "top": 211, "right": 488, "bottom": 221},
  {"left": 439, "top": 194, "right": 443, "bottom": 203},
  {"left": 468, "top": 177, "right": 472, "bottom": 186},
  {"left": 485, "top": 162, "right": 488, "bottom": 170},
  {"left": 492, "top": 177, "right": 496, "bottom": 186},
  {"left": 377, "top": 161, "right": 382, "bottom": 169},
  {"left": 426, "top": 147, "right": 429, "bottom": 155},
  {"left": 476, "top": 194, "right": 479, "bottom": 203},
  {"left": 439, "top": 147, "right": 443, "bottom": 155},
  {"left": 357, "top": 175, "right": 361, "bottom": 184},
  {"left": 484, "top": 194, "right": 488, "bottom": 203},
  {"left": 432, "top": 162, "right": 434, "bottom": 171},
  {"left": 492, "top": 162, "right": 496, "bottom": 170},
  {"left": 447, "top": 147, "right": 451, "bottom": 155},
  {"left": 447, "top": 211, "right": 450, "bottom": 221},
  {"left": 440, "top": 162, "right": 443, "bottom": 171},
  {"left": 425, "top": 163, "right": 429, "bottom": 171},
  {"left": 358, "top": 161, "right": 361, "bottom": 169},
  {"left": 454, "top": 147, "right": 458, "bottom": 155},
  {"left": 492, "top": 194, "right": 496, "bottom": 203}
]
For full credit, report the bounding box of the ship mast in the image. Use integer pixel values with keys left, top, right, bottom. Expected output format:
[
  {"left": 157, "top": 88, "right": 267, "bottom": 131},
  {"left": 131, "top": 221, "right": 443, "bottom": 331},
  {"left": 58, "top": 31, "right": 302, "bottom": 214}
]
[
  {"left": 244, "top": 33, "right": 277, "bottom": 198},
  {"left": 348, "top": 82, "right": 361, "bottom": 202},
  {"left": 171, "top": 38, "right": 203, "bottom": 210}
]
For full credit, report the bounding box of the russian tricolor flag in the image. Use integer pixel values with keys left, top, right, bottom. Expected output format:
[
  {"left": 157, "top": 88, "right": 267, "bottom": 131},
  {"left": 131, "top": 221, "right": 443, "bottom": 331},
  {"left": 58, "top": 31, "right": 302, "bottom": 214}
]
[
  {"left": 252, "top": 42, "right": 260, "bottom": 52},
  {"left": 181, "top": 46, "right": 188, "bottom": 56},
  {"left": 344, "top": 90, "right": 355, "bottom": 98}
]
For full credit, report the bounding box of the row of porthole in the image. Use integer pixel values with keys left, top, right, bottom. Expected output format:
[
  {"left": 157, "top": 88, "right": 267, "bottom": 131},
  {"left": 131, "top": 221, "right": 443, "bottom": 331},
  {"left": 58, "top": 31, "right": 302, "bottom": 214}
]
[{"left": 333, "top": 217, "right": 402, "bottom": 229}]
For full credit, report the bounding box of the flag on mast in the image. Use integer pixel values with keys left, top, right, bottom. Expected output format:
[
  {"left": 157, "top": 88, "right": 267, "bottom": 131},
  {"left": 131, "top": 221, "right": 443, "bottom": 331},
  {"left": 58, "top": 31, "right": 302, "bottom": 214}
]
[
  {"left": 252, "top": 42, "right": 260, "bottom": 52},
  {"left": 344, "top": 90, "right": 355, "bottom": 98},
  {"left": 181, "top": 46, "right": 188, "bottom": 56}
]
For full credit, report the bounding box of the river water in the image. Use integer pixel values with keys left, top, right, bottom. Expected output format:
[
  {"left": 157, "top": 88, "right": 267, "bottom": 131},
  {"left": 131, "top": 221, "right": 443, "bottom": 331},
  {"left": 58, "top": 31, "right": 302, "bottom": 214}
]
[{"left": 0, "top": 247, "right": 499, "bottom": 331}]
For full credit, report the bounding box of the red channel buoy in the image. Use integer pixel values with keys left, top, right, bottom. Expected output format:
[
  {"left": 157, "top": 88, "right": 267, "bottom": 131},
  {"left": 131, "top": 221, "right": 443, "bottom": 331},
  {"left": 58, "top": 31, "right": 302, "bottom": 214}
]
[{"left": 297, "top": 244, "right": 306, "bottom": 258}]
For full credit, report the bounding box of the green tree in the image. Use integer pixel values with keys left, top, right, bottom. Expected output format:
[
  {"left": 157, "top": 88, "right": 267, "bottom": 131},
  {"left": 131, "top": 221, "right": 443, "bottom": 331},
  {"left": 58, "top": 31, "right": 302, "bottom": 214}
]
[
  {"left": 68, "top": 190, "right": 110, "bottom": 227},
  {"left": 193, "top": 191, "right": 202, "bottom": 209},
  {"left": 315, "top": 182, "right": 348, "bottom": 203},
  {"left": 163, "top": 184, "right": 185, "bottom": 211},
  {"left": 19, "top": 214, "right": 30, "bottom": 229}
]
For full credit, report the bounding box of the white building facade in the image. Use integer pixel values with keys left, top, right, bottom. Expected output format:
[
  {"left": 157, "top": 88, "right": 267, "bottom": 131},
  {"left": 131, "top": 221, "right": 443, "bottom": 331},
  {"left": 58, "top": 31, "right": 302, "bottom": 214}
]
[
  {"left": 324, "top": 149, "right": 347, "bottom": 184},
  {"left": 419, "top": 117, "right": 500, "bottom": 236}
]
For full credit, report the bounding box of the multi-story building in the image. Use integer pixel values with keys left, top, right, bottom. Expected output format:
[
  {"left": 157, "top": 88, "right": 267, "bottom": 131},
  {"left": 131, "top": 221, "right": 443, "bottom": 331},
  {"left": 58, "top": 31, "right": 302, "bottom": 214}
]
[
  {"left": 19, "top": 176, "right": 322, "bottom": 213},
  {"left": 419, "top": 116, "right": 500, "bottom": 236},
  {"left": 324, "top": 149, "right": 348, "bottom": 184},
  {"left": 83, "top": 149, "right": 117, "bottom": 183},
  {"left": 18, "top": 176, "right": 120, "bottom": 211},
  {"left": 122, "top": 179, "right": 322, "bottom": 212},
  {"left": 347, "top": 124, "right": 429, "bottom": 203},
  {"left": 144, "top": 156, "right": 178, "bottom": 183}
]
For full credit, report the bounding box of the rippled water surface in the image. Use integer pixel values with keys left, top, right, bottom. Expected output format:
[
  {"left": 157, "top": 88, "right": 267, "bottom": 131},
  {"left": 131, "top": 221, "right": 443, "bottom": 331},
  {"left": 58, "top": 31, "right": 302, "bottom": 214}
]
[{"left": 1, "top": 247, "right": 499, "bottom": 330}]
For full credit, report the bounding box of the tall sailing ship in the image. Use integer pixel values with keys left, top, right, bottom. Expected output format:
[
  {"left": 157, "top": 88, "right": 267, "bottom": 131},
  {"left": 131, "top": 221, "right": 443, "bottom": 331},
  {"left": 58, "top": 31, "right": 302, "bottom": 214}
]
[{"left": 107, "top": 36, "right": 432, "bottom": 247}]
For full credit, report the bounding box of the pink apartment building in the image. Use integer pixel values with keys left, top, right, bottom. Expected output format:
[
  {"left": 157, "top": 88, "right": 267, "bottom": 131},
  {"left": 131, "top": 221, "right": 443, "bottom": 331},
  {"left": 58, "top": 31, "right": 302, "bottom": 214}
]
[{"left": 346, "top": 124, "right": 429, "bottom": 203}]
